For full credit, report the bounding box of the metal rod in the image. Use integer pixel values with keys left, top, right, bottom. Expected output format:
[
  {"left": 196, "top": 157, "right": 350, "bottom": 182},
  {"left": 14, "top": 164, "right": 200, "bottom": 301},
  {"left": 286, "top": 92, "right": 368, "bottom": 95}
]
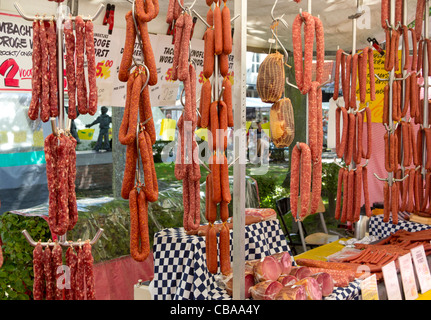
[
  {"left": 191, "top": 9, "right": 211, "bottom": 29},
  {"left": 422, "top": 0, "right": 430, "bottom": 178},
  {"left": 232, "top": 0, "right": 247, "bottom": 301},
  {"left": 13, "top": 2, "right": 104, "bottom": 21},
  {"left": 57, "top": 2, "right": 65, "bottom": 131},
  {"left": 22, "top": 228, "right": 104, "bottom": 247}
]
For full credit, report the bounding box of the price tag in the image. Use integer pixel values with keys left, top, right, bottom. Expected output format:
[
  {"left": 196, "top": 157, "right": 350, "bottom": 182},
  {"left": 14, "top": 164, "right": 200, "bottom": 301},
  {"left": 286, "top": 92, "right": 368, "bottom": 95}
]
[
  {"left": 360, "top": 274, "right": 379, "bottom": 300},
  {"left": 410, "top": 245, "right": 431, "bottom": 294},
  {"left": 398, "top": 253, "right": 419, "bottom": 300},
  {"left": 382, "top": 260, "right": 402, "bottom": 300},
  {"left": 158, "top": 83, "right": 180, "bottom": 107}
]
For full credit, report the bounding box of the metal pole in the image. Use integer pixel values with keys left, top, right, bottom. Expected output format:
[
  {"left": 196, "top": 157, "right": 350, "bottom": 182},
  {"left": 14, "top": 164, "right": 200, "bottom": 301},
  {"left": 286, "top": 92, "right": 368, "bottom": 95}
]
[
  {"left": 422, "top": 1, "right": 430, "bottom": 178},
  {"left": 232, "top": 0, "right": 246, "bottom": 301},
  {"left": 56, "top": 2, "right": 66, "bottom": 131}
]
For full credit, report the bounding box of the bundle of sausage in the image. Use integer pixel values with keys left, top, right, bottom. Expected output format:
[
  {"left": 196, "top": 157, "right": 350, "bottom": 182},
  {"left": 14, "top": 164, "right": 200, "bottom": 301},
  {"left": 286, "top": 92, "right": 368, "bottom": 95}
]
[
  {"left": 28, "top": 19, "right": 58, "bottom": 122},
  {"left": 197, "top": 0, "right": 234, "bottom": 129},
  {"left": 118, "top": 3, "right": 159, "bottom": 262},
  {"left": 166, "top": 8, "right": 203, "bottom": 234},
  {"left": 332, "top": 47, "right": 375, "bottom": 224},
  {"left": 203, "top": 99, "right": 232, "bottom": 275},
  {"left": 33, "top": 240, "right": 96, "bottom": 300},
  {"left": 44, "top": 133, "right": 78, "bottom": 236},
  {"left": 334, "top": 107, "right": 373, "bottom": 223},
  {"left": 377, "top": 0, "right": 428, "bottom": 224},
  {"left": 372, "top": 228, "right": 431, "bottom": 254},
  {"left": 28, "top": 16, "right": 98, "bottom": 121},
  {"left": 289, "top": 12, "right": 326, "bottom": 222}
]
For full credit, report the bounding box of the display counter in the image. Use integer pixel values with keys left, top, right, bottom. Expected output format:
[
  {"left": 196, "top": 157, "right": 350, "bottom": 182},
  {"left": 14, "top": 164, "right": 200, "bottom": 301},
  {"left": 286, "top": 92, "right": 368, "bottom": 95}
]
[
  {"left": 294, "top": 239, "right": 362, "bottom": 300},
  {"left": 152, "top": 219, "right": 291, "bottom": 300},
  {"left": 295, "top": 235, "right": 431, "bottom": 300}
]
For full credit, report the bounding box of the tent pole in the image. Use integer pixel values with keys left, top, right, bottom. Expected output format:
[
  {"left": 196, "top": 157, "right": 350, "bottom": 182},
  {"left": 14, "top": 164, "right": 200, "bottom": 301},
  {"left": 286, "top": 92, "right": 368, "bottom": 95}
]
[{"left": 232, "top": 0, "right": 247, "bottom": 300}]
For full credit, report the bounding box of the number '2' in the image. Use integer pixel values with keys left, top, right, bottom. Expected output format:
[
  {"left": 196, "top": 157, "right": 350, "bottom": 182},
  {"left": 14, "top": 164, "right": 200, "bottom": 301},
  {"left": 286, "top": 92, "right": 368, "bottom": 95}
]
[{"left": 0, "top": 58, "right": 20, "bottom": 87}]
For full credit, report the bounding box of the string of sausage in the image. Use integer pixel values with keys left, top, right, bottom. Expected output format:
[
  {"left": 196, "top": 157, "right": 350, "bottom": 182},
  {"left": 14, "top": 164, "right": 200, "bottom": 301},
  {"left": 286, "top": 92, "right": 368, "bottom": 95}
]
[
  {"left": 290, "top": 143, "right": 312, "bottom": 222},
  {"left": 33, "top": 242, "right": 96, "bottom": 300},
  {"left": 201, "top": 0, "right": 234, "bottom": 276},
  {"left": 44, "top": 133, "right": 78, "bottom": 236},
  {"left": 28, "top": 20, "right": 42, "bottom": 120},
  {"left": 64, "top": 18, "right": 77, "bottom": 120},
  {"left": 118, "top": 5, "right": 160, "bottom": 263},
  {"left": 28, "top": 19, "right": 60, "bottom": 122},
  {"left": 292, "top": 11, "right": 315, "bottom": 95}
]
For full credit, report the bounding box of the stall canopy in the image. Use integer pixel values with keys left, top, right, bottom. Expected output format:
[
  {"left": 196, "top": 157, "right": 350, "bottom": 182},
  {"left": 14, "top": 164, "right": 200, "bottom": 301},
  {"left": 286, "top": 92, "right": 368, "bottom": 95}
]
[
  {"left": 76, "top": 0, "right": 419, "bottom": 56},
  {"left": 0, "top": 0, "right": 419, "bottom": 55}
]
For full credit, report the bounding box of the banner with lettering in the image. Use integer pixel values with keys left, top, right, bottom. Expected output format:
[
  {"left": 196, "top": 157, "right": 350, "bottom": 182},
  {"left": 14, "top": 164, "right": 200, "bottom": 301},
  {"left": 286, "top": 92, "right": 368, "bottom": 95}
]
[
  {"left": 0, "top": 12, "right": 34, "bottom": 91},
  {"left": 0, "top": 11, "right": 117, "bottom": 103},
  {"left": 0, "top": 12, "right": 235, "bottom": 109}
]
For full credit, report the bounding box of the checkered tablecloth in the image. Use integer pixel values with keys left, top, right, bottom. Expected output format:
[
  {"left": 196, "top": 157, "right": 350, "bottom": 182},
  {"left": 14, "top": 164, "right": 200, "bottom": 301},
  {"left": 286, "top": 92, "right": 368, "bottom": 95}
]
[
  {"left": 152, "top": 219, "right": 292, "bottom": 300},
  {"left": 369, "top": 215, "right": 431, "bottom": 239},
  {"left": 325, "top": 280, "right": 362, "bottom": 300}
]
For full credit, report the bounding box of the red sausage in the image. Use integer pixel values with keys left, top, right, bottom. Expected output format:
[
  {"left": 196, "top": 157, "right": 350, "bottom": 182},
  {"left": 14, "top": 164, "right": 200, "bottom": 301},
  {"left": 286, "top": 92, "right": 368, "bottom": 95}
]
[{"left": 214, "top": 4, "right": 223, "bottom": 55}]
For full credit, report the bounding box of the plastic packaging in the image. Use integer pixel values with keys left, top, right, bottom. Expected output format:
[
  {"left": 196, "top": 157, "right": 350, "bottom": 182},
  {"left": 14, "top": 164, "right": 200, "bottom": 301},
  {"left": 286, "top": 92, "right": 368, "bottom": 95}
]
[
  {"left": 270, "top": 98, "right": 295, "bottom": 148},
  {"left": 249, "top": 280, "right": 283, "bottom": 300}
]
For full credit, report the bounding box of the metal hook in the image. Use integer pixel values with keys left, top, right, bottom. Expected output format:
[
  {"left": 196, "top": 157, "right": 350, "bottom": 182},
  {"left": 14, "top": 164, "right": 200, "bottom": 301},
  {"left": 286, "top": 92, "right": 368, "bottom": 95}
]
[
  {"left": 318, "top": 75, "right": 332, "bottom": 90},
  {"left": 375, "top": 74, "right": 389, "bottom": 82},
  {"left": 333, "top": 157, "right": 345, "bottom": 169},
  {"left": 394, "top": 174, "right": 409, "bottom": 183},
  {"left": 373, "top": 173, "right": 388, "bottom": 182},
  {"left": 191, "top": 9, "right": 211, "bottom": 29},
  {"left": 286, "top": 77, "right": 299, "bottom": 90},
  {"left": 22, "top": 229, "right": 104, "bottom": 247},
  {"left": 270, "top": 28, "right": 289, "bottom": 65},
  {"left": 178, "top": 0, "right": 197, "bottom": 13}
]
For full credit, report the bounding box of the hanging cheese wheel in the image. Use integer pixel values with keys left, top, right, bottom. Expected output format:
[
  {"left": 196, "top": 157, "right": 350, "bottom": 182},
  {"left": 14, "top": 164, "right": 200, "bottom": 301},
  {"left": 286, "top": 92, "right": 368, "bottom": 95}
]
[
  {"left": 270, "top": 98, "right": 295, "bottom": 148},
  {"left": 256, "top": 52, "right": 285, "bottom": 103}
]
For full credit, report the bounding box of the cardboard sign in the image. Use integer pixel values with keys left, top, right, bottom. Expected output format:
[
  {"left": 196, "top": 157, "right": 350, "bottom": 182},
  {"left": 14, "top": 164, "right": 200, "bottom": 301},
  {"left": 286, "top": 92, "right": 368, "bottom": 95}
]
[
  {"left": 382, "top": 260, "right": 402, "bottom": 300},
  {"left": 398, "top": 253, "right": 419, "bottom": 300},
  {"left": 360, "top": 274, "right": 379, "bottom": 300},
  {"left": 410, "top": 245, "right": 431, "bottom": 294}
]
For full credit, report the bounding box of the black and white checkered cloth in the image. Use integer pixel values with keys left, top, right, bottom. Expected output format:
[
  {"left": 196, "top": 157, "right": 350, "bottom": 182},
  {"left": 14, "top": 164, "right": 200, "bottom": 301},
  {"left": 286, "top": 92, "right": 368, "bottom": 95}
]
[
  {"left": 152, "top": 219, "right": 291, "bottom": 300},
  {"left": 369, "top": 215, "right": 431, "bottom": 239},
  {"left": 152, "top": 219, "right": 365, "bottom": 300},
  {"left": 325, "top": 280, "right": 362, "bottom": 300}
]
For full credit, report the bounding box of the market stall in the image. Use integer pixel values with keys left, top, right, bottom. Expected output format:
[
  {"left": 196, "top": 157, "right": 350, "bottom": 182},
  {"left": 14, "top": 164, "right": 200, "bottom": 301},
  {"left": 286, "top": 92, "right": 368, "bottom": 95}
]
[{"left": 2, "top": 0, "right": 431, "bottom": 303}]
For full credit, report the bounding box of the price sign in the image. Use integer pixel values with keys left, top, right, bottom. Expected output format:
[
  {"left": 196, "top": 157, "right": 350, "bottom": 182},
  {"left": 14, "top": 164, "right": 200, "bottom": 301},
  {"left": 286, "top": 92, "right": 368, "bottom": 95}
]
[
  {"left": 410, "top": 245, "right": 431, "bottom": 294},
  {"left": 398, "top": 252, "right": 419, "bottom": 300},
  {"left": 360, "top": 274, "right": 379, "bottom": 300},
  {"left": 158, "top": 83, "right": 180, "bottom": 107},
  {"left": 382, "top": 260, "right": 402, "bottom": 300}
]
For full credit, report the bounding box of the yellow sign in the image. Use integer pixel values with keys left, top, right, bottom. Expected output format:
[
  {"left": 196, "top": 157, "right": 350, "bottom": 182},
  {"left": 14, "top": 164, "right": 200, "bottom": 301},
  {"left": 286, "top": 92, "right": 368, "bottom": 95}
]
[
  {"left": 13, "top": 131, "right": 26, "bottom": 143},
  {"left": 246, "top": 121, "right": 252, "bottom": 133},
  {"left": 160, "top": 119, "right": 177, "bottom": 141},
  {"left": 78, "top": 129, "right": 95, "bottom": 141},
  {"left": 356, "top": 50, "right": 402, "bottom": 123},
  {"left": 195, "top": 128, "right": 208, "bottom": 142},
  {"left": 32, "top": 130, "right": 44, "bottom": 147},
  {"left": 0, "top": 131, "right": 7, "bottom": 144},
  {"left": 261, "top": 122, "right": 271, "bottom": 138}
]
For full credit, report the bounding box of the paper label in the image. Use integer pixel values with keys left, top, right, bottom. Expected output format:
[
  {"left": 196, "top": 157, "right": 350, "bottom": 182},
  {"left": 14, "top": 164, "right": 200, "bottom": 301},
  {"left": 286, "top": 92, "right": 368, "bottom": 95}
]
[
  {"left": 410, "top": 245, "right": 431, "bottom": 294},
  {"left": 398, "top": 253, "right": 419, "bottom": 300},
  {"left": 382, "top": 260, "right": 402, "bottom": 300},
  {"left": 360, "top": 274, "right": 379, "bottom": 300}
]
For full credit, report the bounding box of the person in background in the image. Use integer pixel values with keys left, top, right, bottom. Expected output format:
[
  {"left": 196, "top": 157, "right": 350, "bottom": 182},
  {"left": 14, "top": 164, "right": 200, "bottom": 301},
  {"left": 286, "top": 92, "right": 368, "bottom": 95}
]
[
  {"left": 86, "top": 106, "right": 112, "bottom": 152},
  {"left": 256, "top": 120, "right": 263, "bottom": 158}
]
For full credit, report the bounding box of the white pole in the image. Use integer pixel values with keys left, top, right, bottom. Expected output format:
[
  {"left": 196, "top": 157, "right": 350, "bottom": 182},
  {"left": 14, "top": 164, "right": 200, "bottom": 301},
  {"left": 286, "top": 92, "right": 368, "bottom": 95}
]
[{"left": 232, "top": 0, "right": 247, "bottom": 300}]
